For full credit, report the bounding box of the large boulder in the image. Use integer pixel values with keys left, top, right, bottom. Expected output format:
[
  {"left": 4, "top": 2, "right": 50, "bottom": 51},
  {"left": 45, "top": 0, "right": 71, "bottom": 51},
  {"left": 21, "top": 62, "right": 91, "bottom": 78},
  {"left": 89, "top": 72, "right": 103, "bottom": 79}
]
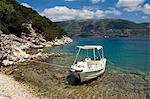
[
  {"left": 62, "top": 36, "right": 73, "bottom": 44},
  {"left": 12, "top": 45, "right": 30, "bottom": 59}
]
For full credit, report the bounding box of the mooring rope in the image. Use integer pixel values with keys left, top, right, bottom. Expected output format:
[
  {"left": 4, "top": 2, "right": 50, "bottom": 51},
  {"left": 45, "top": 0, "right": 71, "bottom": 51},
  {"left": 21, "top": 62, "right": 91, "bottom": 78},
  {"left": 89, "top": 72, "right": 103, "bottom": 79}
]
[
  {"left": 30, "top": 60, "right": 70, "bottom": 70},
  {"left": 30, "top": 59, "right": 116, "bottom": 71},
  {"left": 107, "top": 59, "right": 115, "bottom": 66}
]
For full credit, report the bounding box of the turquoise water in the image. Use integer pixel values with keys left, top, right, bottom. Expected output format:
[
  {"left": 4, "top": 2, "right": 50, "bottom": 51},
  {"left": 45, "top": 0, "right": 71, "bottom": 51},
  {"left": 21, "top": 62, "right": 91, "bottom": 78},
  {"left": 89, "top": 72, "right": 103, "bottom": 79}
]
[{"left": 46, "top": 37, "right": 150, "bottom": 74}]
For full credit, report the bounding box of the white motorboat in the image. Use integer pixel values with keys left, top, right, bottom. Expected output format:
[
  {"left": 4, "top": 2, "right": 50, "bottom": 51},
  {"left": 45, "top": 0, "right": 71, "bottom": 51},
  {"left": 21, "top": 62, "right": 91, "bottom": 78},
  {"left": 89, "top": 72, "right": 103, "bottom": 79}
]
[{"left": 68, "top": 45, "right": 106, "bottom": 84}]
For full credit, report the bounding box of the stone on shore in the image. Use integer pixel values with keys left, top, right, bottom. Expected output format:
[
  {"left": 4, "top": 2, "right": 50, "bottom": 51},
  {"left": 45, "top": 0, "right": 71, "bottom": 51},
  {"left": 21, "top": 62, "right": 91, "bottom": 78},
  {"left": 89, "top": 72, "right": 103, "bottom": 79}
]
[{"left": 2, "top": 60, "right": 14, "bottom": 66}]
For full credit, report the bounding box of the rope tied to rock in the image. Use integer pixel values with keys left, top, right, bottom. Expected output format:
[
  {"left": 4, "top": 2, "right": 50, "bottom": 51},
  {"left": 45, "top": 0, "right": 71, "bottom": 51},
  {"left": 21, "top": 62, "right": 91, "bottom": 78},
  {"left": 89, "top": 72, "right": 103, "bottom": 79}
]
[{"left": 30, "top": 60, "right": 70, "bottom": 70}]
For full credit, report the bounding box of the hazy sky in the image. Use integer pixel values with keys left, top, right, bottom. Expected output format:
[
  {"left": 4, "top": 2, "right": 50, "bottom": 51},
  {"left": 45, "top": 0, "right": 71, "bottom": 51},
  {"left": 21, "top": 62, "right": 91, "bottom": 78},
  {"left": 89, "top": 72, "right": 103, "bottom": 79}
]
[{"left": 17, "top": 0, "right": 150, "bottom": 23}]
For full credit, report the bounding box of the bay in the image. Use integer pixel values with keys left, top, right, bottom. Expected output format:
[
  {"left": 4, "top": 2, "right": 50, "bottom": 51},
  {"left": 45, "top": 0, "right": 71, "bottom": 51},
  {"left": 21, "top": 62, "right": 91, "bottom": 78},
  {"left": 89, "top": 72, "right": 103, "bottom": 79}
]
[{"left": 45, "top": 37, "right": 150, "bottom": 74}]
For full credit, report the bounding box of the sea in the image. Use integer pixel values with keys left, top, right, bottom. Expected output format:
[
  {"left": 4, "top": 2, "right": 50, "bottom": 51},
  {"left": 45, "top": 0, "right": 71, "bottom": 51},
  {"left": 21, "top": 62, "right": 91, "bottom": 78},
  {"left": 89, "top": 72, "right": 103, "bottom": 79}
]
[{"left": 45, "top": 37, "right": 150, "bottom": 74}]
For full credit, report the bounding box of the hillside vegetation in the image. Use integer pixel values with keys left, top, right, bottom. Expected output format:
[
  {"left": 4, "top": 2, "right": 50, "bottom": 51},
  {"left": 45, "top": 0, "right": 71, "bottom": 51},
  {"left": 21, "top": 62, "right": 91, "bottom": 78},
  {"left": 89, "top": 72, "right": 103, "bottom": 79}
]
[
  {"left": 57, "top": 19, "right": 150, "bottom": 37},
  {"left": 0, "top": 0, "right": 66, "bottom": 40}
]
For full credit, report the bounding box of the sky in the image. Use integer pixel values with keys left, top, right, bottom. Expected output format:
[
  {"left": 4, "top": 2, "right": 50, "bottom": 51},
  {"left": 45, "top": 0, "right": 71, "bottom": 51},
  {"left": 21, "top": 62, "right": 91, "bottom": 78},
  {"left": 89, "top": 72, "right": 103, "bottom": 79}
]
[{"left": 17, "top": 0, "right": 150, "bottom": 23}]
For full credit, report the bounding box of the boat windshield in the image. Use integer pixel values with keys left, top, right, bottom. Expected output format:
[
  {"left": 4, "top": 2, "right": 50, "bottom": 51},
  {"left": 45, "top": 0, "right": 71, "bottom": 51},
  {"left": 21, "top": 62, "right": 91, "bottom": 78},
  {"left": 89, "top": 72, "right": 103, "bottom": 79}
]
[{"left": 74, "top": 48, "right": 103, "bottom": 63}]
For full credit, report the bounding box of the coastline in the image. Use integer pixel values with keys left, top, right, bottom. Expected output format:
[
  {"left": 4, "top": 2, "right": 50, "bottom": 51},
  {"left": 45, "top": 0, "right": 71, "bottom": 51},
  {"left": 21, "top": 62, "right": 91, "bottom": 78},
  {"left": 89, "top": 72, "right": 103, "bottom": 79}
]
[
  {"left": 0, "top": 26, "right": 149, "bottom": 98},
  {"left": 1, "top": 0, "right": 149, "bottom": 98},
  {"left": 0, "top": 44, "right": 149, "bottom": 98},
  {"left": 72, "top": 34, "right": 150, "bottom": 39},
  {"left": 0, "top": 59, "right": 149, "bottom": 99}
]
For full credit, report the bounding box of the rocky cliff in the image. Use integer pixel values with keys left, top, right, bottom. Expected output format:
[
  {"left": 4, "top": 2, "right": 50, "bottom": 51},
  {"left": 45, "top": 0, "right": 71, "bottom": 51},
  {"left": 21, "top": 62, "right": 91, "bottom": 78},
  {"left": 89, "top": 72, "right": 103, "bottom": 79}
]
[{"left": 0, "top": 24, "right": 72, "bottom": 66}]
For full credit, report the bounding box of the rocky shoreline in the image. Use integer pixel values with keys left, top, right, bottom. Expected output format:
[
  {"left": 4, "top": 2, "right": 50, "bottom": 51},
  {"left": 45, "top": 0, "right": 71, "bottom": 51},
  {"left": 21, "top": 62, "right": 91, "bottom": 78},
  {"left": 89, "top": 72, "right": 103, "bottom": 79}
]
[
  {"left": 0, "top": 24, "right": 149, "bottom": 99},
  {"left": 0, "top": 59, "right": 149, "bottom": 99},
  {"left": 0, "top": 38, "right": 149, "bottom": 99},
  {"left": 0, "top": 24, "right": 73, "bottom": 66}
]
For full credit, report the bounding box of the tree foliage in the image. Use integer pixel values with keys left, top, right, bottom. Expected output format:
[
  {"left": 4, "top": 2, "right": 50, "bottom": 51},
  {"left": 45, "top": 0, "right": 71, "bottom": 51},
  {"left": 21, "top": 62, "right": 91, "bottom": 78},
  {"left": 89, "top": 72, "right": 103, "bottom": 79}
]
[{"left": 0, "top": 0, "right": 67, "bottom": 39}]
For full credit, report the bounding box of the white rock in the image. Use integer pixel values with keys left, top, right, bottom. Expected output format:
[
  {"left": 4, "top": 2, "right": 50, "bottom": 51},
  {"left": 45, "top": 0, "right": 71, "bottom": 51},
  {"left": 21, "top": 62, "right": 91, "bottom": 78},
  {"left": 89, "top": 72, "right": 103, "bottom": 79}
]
[
  {"left": 2, "top": 60, "right": 14, "bottom": 66},
  {"left": 37, "top": 52, "right": 42, "bottom": 56},
  {"left": 18, "top": 59, "right": 26, "bottom": 62},
  {"left": 22, "top": 23, "right": 36, "bottom": 34},
  {"left": 7, "top": 55, "right": 18, "bottom": 62},
  {"left": 12, "top": 41, "right": 21, "bottom": 46},
  {"left": 45, "top": 44, "right": 52, "bottom": 47},
  {"left": 0, "top": 95, "right": 10, "bottom": 99},
  {"left": 53, "top": 42, "right": 62, "bottom": 46},
  {"left": 37, "top": 49, "right": 43, "bottom": 52},
  {"left": 8, "top": 34, "right": 17, "bottom": 40},
  {"left": 51, "top": 36, "right": 72, "bottom": 46},
  {"left": 39, "top": 37, "right": 46, "bottom": 42},
  {"left": 13, "top": 51, "right": 29, "bottom": 59},
  {"left": 12, "top": 45, "right": 21, "bottom": 51},
  {"left": 32, "top": 52, "right": 42, "bottom": 58},
  {"left": 32, "top": 45, "right": 44, "bottom": 48},
  {"left": 12, "top": 45, "right": 30, "bottom": 59}
]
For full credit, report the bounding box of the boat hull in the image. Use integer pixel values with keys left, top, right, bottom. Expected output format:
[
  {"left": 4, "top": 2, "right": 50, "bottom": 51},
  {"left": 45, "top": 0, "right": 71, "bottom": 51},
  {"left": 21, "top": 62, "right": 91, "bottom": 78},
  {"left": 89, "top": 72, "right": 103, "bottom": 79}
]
[{"left": 70, "top": 67, "right": 105, "bottom": 82}]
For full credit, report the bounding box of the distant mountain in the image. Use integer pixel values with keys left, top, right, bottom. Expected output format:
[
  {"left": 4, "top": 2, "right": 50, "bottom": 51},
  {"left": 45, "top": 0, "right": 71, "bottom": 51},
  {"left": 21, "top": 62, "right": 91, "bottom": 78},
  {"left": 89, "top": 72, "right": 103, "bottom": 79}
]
[
  {"left": 0, "top": 0, "right": 66, "bottom": 40},
  {"left": 56, "top": 19, "right": 150, "bottom": 37}
]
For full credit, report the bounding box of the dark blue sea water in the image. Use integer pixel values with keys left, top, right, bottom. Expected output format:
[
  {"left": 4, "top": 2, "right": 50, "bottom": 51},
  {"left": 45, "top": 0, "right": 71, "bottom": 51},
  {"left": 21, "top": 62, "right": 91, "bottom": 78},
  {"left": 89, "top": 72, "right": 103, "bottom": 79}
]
[{"left": 46, "top": 37, "right": 150, "bottom": 74}]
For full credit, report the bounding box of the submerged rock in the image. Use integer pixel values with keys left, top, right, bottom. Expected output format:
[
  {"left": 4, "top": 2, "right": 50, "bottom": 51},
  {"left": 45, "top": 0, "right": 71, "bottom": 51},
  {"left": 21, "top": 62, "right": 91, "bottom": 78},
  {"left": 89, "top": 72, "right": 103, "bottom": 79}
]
[{"left": 4, "top": 60, "right": 148, "bottom": 99}]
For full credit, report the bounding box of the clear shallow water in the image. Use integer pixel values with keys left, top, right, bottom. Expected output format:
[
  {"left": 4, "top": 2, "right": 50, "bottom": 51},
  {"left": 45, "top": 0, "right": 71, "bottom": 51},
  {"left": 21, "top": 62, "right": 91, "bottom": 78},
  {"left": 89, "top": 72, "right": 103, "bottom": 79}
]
[{"left": 46, "top": 37, "right": 150, "bottom": 74}]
